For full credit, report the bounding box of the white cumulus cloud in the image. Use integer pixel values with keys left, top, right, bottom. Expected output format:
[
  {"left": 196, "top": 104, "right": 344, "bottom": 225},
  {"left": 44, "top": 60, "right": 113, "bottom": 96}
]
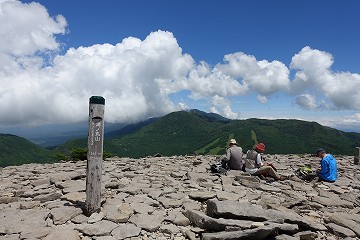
[
  {"left": 210, "top": 95, "right": 239, "bottom": 119},
  {"left": 290, "top": 46, "right": 360, "bottom": 110},
  {"left": 1, "top": 0, "right": 360, "bottom": 130},
  {"left": 295, "top": 94, "right": 318, "bottom": 110},
  {"left": 257, "top": 95, "right": 268, "bottom": 104},
  {"left": 1, "top": 28, "right": 195, "bottom": 126},
  {"left": 0, "top": 0, "right": 66, "bottom": 56},
  {"left": 216, "top": 52, "right": 291, "bottom": 96}
]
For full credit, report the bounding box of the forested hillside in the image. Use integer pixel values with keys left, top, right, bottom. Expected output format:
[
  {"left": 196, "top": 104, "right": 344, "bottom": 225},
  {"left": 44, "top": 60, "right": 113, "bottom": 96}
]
[
  {"left": 54, "top": 110, "right": 360, "bottom": 158},
  {"left": 2, "top": 110, "right": 359, "bottom": 167},
  {"left": 0, "top": 134, "right": 54, "bottom": 167}
]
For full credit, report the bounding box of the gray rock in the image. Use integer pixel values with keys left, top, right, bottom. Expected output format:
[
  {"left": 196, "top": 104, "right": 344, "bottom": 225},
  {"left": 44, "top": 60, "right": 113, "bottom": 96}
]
[
  {"left": 0, "top": 197, "right": 19, "bottom": 204},
  {"left": 172, "top": 212, "right": 191, "bottom": 226},
  {"left": 289, "top": 181, "right": 315, "bottom": 192},
  {"left": 293, "top": 230, "right": 317, "bottom": 240},
  {"left": 201, "top": 226, "right": 274, "bottom": 240},
  {"left": 159, "top": 224, "right": 180, "bottom": 235},
  {"left": 326, "top": 222, "right": 356, "bottom": 238},
  {"left": 182, "top": 200, "right": 202, "bottom": 211},
  {"left": 61, "top": 192, "right": 86, "bottom": 203},
  {"left": 49, "top": 173, "right": 71, "bottom": 184},
  {"left": 275, "top": 234, "right": 300, "bottom": 240},
  {"left": 256, "top": 183, "right": 283, "bottom": 192},
  {"left": 43, "top": 225, "right": 80, "bottom": 240},
  {"left": 188, "top": 191, "right": 217, "bottom": 201},
  {"left": 130, "top": 202, "right": 154, "bottom": 214},
  {"left": 165, "top": 208, "right": 190, "bottom": 226},
  {"left": 75, "top": 220, "right": 119, "bottom": 236},
  {"left": 50, "top": 206, "right": 83, "bottom": 224},
  {"left": 206, "top": 199, "right": 326, "bottom": 231},
  {"left": 265, "top": 222, "right": 299, "bottom": 235},
  {"left": 312, "top": 195, "right": 354, "bottom": 208},
  {"left": 0, "top": 234, "right": 20, "bottom": 240},
  {"left": 31, "top": 178, "right": 50, "bottom": 187},
  {"left": 20, "top": 189, "right": 47, "bottom": 198},
  {"left": 88, "top": 212, "right": 105, "bottom": 223},
  {"left": 184, "top": 210, "right": 253, "bottom": 231},
  {"left": 326, "top": 213, "right": 360, "bottom": 237},
  {"left": 216, "top": 191, "right": 244, "bottom": 201},
  {"left": 71, "top": 214, "right": 88, "bottom": 224},
  {"left": 339, "top": 192, "right": 360, "bottom": 206},
  {"left": 235, "top": 175, "right": 260, "bottom": 187},
  {"left": 121, "top": 186, "right": 142, "bottom": 195},
  {"left": 95, "top": 237, "right": 116, "bottom": 240},
  {"left": 187, "top": 172, "right": 218, "bottom": 182},
  {"left": 185, "top": 229, "right": 197, "bottom": 240},
  {"left": 129, "top": 212, "right": 165, "bottom": 232},
  {"left": 103, "top": 201, "right": 134, "bottom": 223},
  {"left": 19, "top": 227, "right": 51, "bottom": 239},
  {"left": 34, "top": 192, "right": 62, "bottom": 203},
  {"left": 0, "top": 209, "right": 49, "bottom": 234},
  {"left": 111, "top": 223, "right": 141, "bottom": 239},
  {"left": 105, "top": 181, "right": 120, "bottom": 189},
  {"left": 158, "top": 197, "right": 183, "bottom": 208},
  {"left": 19, "top": 200, "right": 41, "bottom": 209}
]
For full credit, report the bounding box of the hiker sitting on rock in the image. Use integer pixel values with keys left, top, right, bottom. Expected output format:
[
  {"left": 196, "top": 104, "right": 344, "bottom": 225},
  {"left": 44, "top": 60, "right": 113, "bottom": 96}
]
[
  {"left": 244, "top": 143, "right": 287, "bottom": 181},
  {"left": 315, "top": 148, "right": 337, "bottom": 182},
  {"left": 220, "top": 139, "right": 244, "bottom": 171}
]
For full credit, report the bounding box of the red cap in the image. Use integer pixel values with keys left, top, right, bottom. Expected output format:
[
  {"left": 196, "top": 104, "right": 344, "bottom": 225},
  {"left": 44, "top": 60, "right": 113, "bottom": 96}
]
[{"left": 255, "top": 143, "right": 265, "bottom": 152}]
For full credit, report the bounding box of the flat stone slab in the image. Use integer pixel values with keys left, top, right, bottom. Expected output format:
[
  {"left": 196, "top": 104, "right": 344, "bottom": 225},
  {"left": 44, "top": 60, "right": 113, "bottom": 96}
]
[
  {"left": 129, "top": 212, "right": 165, "bottom": 232},
  {"left": 326, "top": 213, "right": 360, "bottom": 237},
  {"left": 43, "top": 225, "right": 80, "bottom": 240},
  {"left": 0, "top": 209, "right": 49, "bottom": 234},
  {"left": 188, "top": 191, "right": 217, "bottom": 201},
  {"left": 184, "top": 209, "right": 254, "bottom": 231},
  {"left": 111, "top": 223, "right": 141, "bottom": 239},
  {"left": 207, "top": 199, "right": 326, "bottom": 231},
  {"left": 202, "top": 226, "right": 274, "bottom": 240},
  {"left": 50, "top": 206, "right": 83, "bottom": 224},
  {"left": 326, "top": 222, "right": 356, "bottom": 238},
  {"left": 75, "top": 220, "right": 119, "bottom": 236}
]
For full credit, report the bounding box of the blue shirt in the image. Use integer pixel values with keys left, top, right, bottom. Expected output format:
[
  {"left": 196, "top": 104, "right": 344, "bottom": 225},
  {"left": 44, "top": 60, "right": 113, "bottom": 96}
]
[{"left": 318, "top": 154, "right": 337, "bottom": 182}]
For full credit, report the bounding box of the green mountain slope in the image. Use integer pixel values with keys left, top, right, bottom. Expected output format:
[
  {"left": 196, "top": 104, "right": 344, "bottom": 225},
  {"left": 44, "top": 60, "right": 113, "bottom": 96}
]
[
  {"left": 54, "top": 110, "right": 360, "bottom": 158},
  {"left": 3, "top": 110, "right": 359, "bottom": 167},
  {"left": 105, "top": 111, "right": 225, "bottom": 157},
  {"left": 0, "top": 134, "right": 54, "bottom": 167},
  {"left": 222, "top": 118, "right": 360, "bottom": 155}
]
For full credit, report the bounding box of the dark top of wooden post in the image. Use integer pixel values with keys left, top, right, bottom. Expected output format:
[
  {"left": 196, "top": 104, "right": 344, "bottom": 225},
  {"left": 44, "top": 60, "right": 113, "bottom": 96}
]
[{"left": 89, "top": 96, "right": 105, "bottom": 105}]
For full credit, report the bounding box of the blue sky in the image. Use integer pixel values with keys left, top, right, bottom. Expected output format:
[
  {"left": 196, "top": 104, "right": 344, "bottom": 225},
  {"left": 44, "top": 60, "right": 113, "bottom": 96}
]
[{"left": 1, "top": 0, "right": 360, "bottom": 134}]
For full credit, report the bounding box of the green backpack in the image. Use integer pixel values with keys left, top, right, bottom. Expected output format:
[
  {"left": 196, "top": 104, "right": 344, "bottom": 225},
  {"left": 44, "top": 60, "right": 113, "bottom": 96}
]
[{"left": 295, "top": 165, "right": 314, "bottom": 180}]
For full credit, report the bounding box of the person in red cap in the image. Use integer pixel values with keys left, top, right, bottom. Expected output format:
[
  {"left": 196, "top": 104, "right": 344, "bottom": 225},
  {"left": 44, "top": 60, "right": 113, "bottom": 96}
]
[{"left": 244, "top": 142, "right": 286, "bottom": 181}]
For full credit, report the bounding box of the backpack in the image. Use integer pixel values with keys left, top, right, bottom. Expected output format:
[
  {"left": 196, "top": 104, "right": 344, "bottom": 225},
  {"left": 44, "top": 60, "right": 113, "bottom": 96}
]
[
  {"left": 295, "top": 166, "right": 315, "bottom": 180},
  {"left": 210, "top": 160, "right": 229, "bottom": 175}
]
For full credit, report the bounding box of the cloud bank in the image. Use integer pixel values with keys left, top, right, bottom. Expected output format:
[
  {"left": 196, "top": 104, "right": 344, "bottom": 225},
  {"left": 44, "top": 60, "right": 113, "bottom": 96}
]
[{"left": 0, "top": 0, "right": 359, "bottom": 129}]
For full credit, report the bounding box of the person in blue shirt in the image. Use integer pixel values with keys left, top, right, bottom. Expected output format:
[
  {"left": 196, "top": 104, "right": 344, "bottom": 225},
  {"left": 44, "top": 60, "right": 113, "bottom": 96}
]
[{"left": 316, "top": 148, "right": 338, "bottom": 182}]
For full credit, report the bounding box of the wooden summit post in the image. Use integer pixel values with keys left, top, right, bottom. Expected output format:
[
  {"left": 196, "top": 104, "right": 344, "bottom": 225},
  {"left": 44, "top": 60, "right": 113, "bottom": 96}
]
[
  {"left": 355, "top": 147, "right": 360, "bottom": 165},
  {"left": 85, "top": 96, "right": 105, "bottom": 216}
]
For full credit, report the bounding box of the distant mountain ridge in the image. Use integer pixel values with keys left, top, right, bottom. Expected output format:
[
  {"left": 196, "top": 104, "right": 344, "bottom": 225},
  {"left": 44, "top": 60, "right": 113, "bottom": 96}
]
[
  {"left": 55, "top": 110, "right": 360, "bottom": 158},
  {"left": 1, "top": 110, "right": 360, "bottom": 167},
  {"left": 188, "top": 109, "right": 230, "bottom": 122}
]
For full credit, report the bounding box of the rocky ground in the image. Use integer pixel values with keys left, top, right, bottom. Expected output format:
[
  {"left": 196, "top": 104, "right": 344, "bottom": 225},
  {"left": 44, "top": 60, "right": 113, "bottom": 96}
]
[{"left": 0, "top": 154, "right": 359, "bottom": 240}]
